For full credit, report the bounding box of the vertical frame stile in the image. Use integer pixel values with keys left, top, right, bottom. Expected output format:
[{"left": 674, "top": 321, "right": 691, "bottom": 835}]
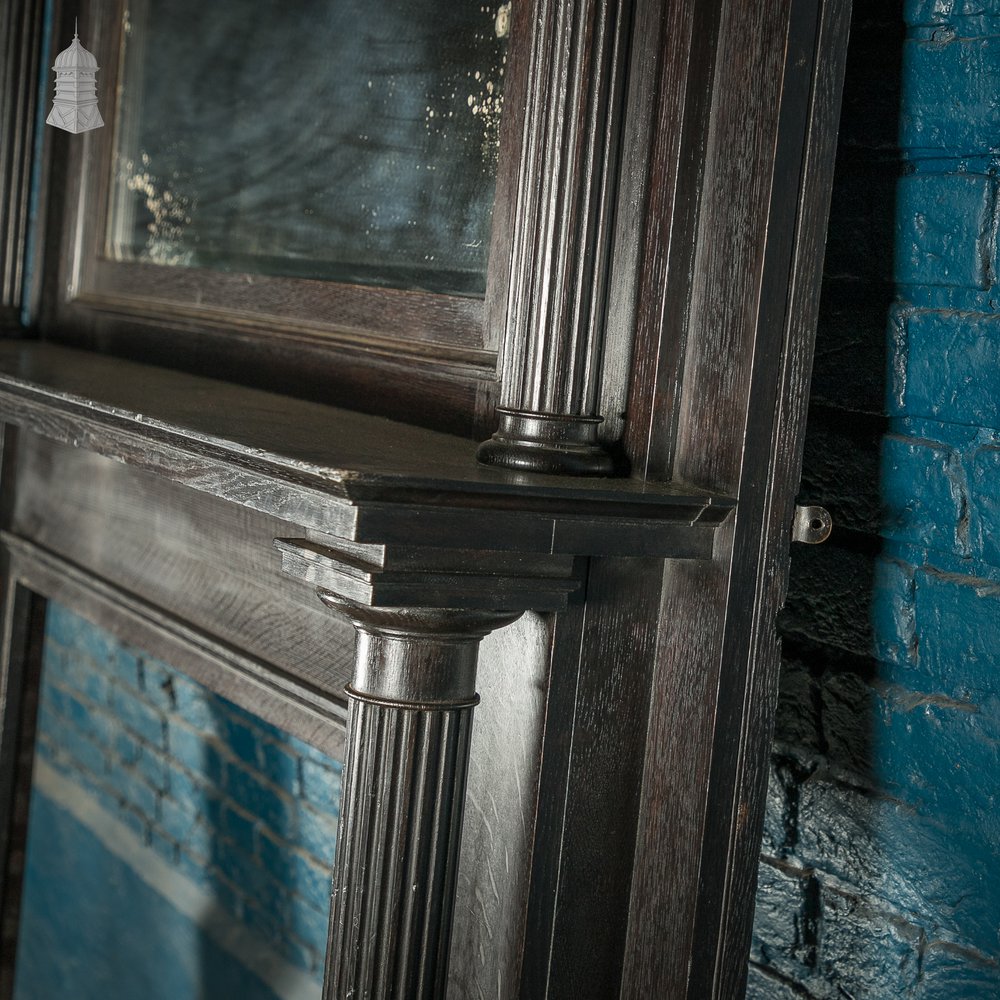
[
  {"left": 0, "top": 559, "right": 46, "bottom": 1000},
  {"left": 0, "top": 0, "right": 48, "bottom": 327}
]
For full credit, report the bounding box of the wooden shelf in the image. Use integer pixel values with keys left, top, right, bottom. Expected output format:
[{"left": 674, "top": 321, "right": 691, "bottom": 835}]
[{"left": 0, "top": 342, "right": 734, "bottom": 557}]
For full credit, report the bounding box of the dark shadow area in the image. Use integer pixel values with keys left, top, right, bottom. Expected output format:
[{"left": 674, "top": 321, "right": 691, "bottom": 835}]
[{"left": 749, "top": 0, "right": 905, "bottom": 993}]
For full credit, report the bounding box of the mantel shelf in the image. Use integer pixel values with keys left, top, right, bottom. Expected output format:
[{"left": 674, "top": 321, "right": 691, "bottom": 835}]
[{"left": 0, "top": 342, "right": 735, "bottom": 558}]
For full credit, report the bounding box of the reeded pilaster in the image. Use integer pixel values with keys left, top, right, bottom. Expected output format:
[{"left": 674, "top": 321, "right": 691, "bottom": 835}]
[
  {"left": 477, "top": 0, "right": 635, "bottom": 476},
  {"left": 318, "top": 600, "right": 520, "bottom": 999}
]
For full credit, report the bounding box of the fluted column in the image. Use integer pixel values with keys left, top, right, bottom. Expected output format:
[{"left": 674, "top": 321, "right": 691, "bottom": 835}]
[
  {"left": 477, "top": 0, "right": 635, "bottom": 476},
  {"left": 318, "top": 597, "right": 521, "bottom": 1000}
]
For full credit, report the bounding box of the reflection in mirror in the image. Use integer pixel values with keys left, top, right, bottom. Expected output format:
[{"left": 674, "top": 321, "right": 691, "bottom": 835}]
[
  {"left": 14, "top": 602, "right": 343, "bottom": 999},
  {"left": 106, "top": 0, "right": 511, "bottom": 296}
]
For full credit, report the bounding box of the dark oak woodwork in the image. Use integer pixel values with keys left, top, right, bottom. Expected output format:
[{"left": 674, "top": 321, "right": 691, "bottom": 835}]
[
  {"left": 0, "top": 0, "right": 46, "bottom": 323},
  {"left": 317, "top": 602, "right": 520, "bottom": 1000},
  {"left": 619, "top": 2, "right": 853, "bottom": 998},
  {"left": 35, "top": 0, "right": 539, "bottom": 437},
  {"left": 477, "top": 0, "right": 633, "bottom": 476},
  {"left": 0, "top": 0, "right": 854, "bottom": 995}
]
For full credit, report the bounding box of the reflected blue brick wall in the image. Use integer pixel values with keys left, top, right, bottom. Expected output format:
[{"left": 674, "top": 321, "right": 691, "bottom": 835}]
[
  {"left": 14, "top": 602, "right": 343, "bottom": 1000},
  {"left": 749, "top": 2, "right": 1000, "bottom": 997}
]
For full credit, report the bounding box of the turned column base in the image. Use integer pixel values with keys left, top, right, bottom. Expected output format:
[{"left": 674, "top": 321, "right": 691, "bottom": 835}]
[{"left": 476, "top": 409, "right": 616, "bottom": 477}]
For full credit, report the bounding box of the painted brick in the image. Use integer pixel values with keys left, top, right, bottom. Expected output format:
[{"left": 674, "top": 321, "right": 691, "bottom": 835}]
[
  {"left": 754, "top": 2, "right": 1000, "bottom": 993},
  {"left": 916, "top": 943, "right": 1000, "bottom": 999},
  {"left": 297, "top": 802, "right": 338, "bottom": 865},
  {"left": 300, "top": 757, "right": 342, "bottom": 812},
  {"left": 258, "top": 830, "right": 291, "bottom": 884},
  {"left": 149, "top": 829, "right": 179, "bottom": 867},
  {"left": 796, "top": 414, "right": 884, "bottom": 535},
  {"left": 140, "top": 658, "right": 178, "bottom": 712},
  {"left": 815, "top": 886, "right": 923, "bottom": 995},
  {"left": 165, "top": 760, "right": 206, "bottom": 804},
  {"left": 39, "top": 678, "right": 71, "bottom": 721},
  {"left": 871, "top": 555, "right": 917, "bottom": 667},
  {"left": 159, "top": 797, "right": 211, "bottom": 857},
  {"left": 108, "top": 762, "right": 159, "bottom": 819},
  {"left": 33, "top": 601, "right": 344, "bottom": 988},
  {"left": 242, "top": 900, "right": 285, "bottom": 955},
  {"left": 118, "top": 804, "right": 150, "bottom": 845},
  {"left": 218, "top": 712, "right": 260, "bottom": 769},
  {"left": 107, "top": 646, "right": 142, "bottom": 691},
  {"left": 115, "top": 730, "right": 141, "bottom": 767},
  {"left": 291, "top": 851, "right": 333, "bottom": 915},
  {"left": 44, "top": 603, "right": 85, "bottom": 649},
  {"left": 287, "top": 898, "right": 330, "bottom": 957},
  {"left": 170, "top": 671, "right": 218, "bottom": 731},
  {"left": 780, "top": 545, "right": 876, "bottom": 657},
  {"left": 175, "top": 845, "right": 212, "bottom": 891},
  {"left": 211, "top": 840, "right": 285, "bottom": 918},
  {"left": 744, "top": 964, "right": 804, "bottom": 1000},
  {"left": 58, "top": 723, "right": 108, "bottom": 781},
  {"left": 874, "top": 683, "right": 1000, "bottom": 843},
  {"left": 47, "top": 643, "right": 109, "bottom": 705},
  {"left": 900, "top": 35, "right": 1000, "bottom": 153},
  {"left": 64, "top": 691, "right": 111, "bottom": 746},
  {"left": 904, "top": 2, "right": 1000, "bottom": 25},
  {"left": 112, "top": 686, "right": 164, "bottom": 747},
  {"left": 968, "top": 444, "right": 1000, "bottom": 566},
  {"left": 224, "top": 761, "right": 293, "bottom": 835},
  {"left": 894, "top": 173, "right": 994, "bottom": 289},
  {"left": 750, "top": 861, "right": 815, "bottom": 985},
  {"left": 880, "top": 433, "right": 967, "bottom": 556},
  {"left": 792, "top": 779, "right": 998, "bottom": 956},
  {"left": 135, "top": 744, "right": 170, "bottom": 793},
  {"left": 806, "top": 283, "right": 891, "bottom": 414},
  {"left": 166, "top": 719, "right": 223, "bottom": 783},
  {"left": 820, "top": 670, "right": 882, "bottom": 786},
  {"left": 898, "top": 311, "right": 1000, "bottom": 430},
  {"left": 226, "top": 700, "right": 289, "bottom": 746},
  {"left": 823, "top": 162, "right": 899, "bottom": 283},
  {"left": 258, "top": 739, "right": 300, "bottom": 793},
  {"left": 218, "top": 801, "right": 257, "bottom": 857},
  {"left": 912, "top": 565, "right": 1000, "bottom": 698}
]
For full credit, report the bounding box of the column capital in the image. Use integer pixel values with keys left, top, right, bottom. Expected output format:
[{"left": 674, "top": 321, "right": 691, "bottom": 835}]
[{"left": 316, "top": 592, "right": 521, "bottom": 707}]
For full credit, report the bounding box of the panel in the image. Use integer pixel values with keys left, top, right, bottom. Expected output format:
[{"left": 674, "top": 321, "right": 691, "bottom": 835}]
[{"left": 8, "top": 431, "right": 356, "bottom": 704}]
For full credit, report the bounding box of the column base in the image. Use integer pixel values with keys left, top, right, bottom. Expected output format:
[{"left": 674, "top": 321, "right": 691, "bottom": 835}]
[{"left": 476, "top": 409, "right": 616, "bottom": 477}]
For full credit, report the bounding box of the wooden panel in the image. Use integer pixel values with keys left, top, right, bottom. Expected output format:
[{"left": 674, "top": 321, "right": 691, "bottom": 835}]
[
  {"left": 0, "top": 0, "right": 46, "bottom": 313},
  {"left": 520, "top": 556, "right": 668, "bottom": 998},
  {"left": 450, "top": 612, "right": 552, "bottom": 998},
  {"left": 621, "top": 0, "right": 853, "bottom": 996},
  {"left": 688, "top": 0, "right": 853, "bottom": 994},
  {"left": 8, "top": 431, "right": 356, "bottom": 704},
  {"left": 619, "top": 0, "right": 722, "bottom": 476}
]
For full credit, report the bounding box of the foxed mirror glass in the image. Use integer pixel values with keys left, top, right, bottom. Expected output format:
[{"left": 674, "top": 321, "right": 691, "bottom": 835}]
[{"left": 106, "top": 0, "right": 511, "bottom": 296}]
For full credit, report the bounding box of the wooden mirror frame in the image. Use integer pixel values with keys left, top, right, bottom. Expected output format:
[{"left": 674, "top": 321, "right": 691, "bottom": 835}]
[
  {"left": 32, "top": 0, "right": 534, "bottom": 436},
  {"left": 0, "top": 0, "right": 855, "bottom": 995}
]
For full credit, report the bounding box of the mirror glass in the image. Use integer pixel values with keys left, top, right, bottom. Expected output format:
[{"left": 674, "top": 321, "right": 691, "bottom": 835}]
[{"left": 106, "top": 0, "right": 511, "bottom": 296}]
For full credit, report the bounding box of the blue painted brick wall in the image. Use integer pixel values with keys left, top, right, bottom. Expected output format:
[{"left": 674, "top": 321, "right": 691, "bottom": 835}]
[
  {"left": 27, "top": 602, "right": 343, "bottom": 988},
  {"left": 751, "top": 2, "right": 1000, "bottom": 997}
]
